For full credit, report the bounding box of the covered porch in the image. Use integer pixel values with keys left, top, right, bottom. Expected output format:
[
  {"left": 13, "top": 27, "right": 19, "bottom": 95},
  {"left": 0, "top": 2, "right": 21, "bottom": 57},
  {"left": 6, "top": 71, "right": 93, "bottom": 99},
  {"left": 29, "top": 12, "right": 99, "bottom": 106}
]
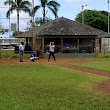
[{"left": 40, "top": 35, "right": 98, "bottom": 55}]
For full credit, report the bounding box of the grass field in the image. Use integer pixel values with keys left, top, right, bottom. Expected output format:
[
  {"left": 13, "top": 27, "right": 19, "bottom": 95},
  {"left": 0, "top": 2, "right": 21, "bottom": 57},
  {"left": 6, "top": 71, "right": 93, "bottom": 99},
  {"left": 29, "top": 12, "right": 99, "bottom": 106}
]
[
  {"left": 73, "top": 58, "right": 110, "bottom": 71},
  {"left": 0, "top": 64, "right": 110, "bottom": 110},
  {"left": 0, "top": 50, "right": 30, "bottom": 59}
]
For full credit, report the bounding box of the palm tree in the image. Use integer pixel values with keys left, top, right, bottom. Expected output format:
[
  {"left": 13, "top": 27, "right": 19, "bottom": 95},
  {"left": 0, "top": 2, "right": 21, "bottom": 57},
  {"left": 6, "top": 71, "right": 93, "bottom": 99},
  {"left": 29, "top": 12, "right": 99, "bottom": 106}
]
[
  {"left": 34, "top": 0, "right": 60, "bottom": 23},
  {"left": 4, "top": 0, "right": 32, "bottom": 34}
]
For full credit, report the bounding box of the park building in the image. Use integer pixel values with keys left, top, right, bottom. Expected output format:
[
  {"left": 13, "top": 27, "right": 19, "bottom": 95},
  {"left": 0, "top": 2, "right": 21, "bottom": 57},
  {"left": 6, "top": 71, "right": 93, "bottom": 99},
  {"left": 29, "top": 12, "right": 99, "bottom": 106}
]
[{"left": 16, "top": 17, "right": 109, "bottom": 56}]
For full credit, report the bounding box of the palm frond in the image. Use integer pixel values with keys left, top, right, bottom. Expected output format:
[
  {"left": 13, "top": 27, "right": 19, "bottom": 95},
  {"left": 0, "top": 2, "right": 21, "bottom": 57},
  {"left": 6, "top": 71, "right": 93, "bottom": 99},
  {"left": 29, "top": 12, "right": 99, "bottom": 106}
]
[
  {"left": 41, "top": 0, "right": 47, "bottom": 7},
  {"left": 47, "top": 0, "right": 60, "bottom": 16},
  {"left": 4, "top": 0, "right": 17, "bottom": 6},
  {"left": 47, "top": 6, "right": 58, "bottom": 18},
  {"left": 6, "top": 7, "right": 15, "bottom": 18},
  {"left": 47, "top": 0, "right": 60, "bottom": 9},
  {"left": 20, "top": 1, "right": 32, "bottom": 7},
  {"left": 34, "top": 6, "right": 40, "bottom": 15}
]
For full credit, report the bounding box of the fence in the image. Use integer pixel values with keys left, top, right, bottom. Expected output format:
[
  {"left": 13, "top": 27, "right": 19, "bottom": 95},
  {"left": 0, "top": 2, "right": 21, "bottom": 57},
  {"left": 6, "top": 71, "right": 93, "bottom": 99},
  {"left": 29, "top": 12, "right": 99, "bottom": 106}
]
[
  {"left": 1, "top": 47, "right": 110, "bottom": 59},
  {"left": 0, "top": 49, "right": 97, "bottom": 59}
]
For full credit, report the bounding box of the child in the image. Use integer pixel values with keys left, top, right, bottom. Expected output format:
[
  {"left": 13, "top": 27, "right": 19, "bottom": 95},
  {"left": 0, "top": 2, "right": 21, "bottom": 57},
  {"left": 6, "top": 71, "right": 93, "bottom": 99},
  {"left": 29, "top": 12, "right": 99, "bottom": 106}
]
[{"left": 30, "top": 52, "right": 39, "bottom": 62}]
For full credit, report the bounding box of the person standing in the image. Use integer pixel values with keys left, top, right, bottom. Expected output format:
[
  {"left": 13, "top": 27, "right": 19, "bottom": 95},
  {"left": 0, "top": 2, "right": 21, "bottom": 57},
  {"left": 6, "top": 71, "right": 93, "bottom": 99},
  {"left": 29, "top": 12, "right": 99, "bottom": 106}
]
[
  {"left": 47, "top": 42, "right": 56, "bottom": 62},
  {"left": 19, "top": 42, "right": 25, "bottom": 62}
]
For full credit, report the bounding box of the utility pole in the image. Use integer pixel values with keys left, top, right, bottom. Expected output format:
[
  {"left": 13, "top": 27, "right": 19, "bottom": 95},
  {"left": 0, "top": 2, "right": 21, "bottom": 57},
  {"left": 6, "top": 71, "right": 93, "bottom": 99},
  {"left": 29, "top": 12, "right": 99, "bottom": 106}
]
[{"left": 81, "top": 5, "right": 87, "bottom": 24}]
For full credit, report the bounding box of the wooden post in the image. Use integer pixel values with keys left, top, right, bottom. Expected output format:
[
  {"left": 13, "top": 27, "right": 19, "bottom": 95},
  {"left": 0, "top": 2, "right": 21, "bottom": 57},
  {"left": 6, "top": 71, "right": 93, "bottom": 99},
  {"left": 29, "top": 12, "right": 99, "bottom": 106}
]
[
  {"left": 61, "top": 38, "right": 63, "bottom": 53},
  {"left": 32, "top": 33, "right": 35, "bottom": 51},
  {"left": 104, "top": 37, "right": 105, "bottom": 57},
  {"left": 95, "top": 38, "right": 99, "bottom": 57},
  {"left": 42, "top": 37, "right": 44, "bottom": 58},
  {"left": 78, "top": 37, "right": 79, "bottom": 53}
]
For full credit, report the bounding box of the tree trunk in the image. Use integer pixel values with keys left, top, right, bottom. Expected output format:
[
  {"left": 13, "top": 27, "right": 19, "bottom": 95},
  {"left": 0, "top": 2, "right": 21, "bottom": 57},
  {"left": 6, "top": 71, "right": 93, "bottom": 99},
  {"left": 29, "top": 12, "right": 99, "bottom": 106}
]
[
  {"left": 17, "top": 10, "right": 19, "bottom": 35},
  {"left": 43, "top": 7, "right": 46, "bottom": 23}
]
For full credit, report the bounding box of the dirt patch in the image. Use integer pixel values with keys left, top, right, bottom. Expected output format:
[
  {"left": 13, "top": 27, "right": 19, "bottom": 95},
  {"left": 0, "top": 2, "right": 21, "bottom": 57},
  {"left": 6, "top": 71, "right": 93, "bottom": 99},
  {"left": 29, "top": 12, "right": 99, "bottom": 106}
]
[
  {"left": 93, "top": 80, "right": 110, "bottom": 94},
  {"left": 0, "top": 57, "right": 110, "bottom": 94},
  {"left": 68, "top": 66, "right": 110, "bottom": 77},
  {"left": 0, "top": 57, "right": 85, "bottom": 65}
]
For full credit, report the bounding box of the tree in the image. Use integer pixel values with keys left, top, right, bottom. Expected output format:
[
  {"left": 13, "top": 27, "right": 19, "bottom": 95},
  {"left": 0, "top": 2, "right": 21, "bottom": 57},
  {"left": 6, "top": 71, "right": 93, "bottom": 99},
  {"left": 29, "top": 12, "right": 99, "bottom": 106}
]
[
  {"left": 75, "top": 10, "right": 108, "bottom": 32},
  {"left": 4, "top": 0, "right": 32, "bottom": 34},
  {"left": 34, "top": 0, "right": 60, "bottom": 23},
  {"left": 100, "top": 10, "right": 108, "bottom": 16},
  {"left": 12, "top": 31, "right": 23, "bottom": 37},
  {"left": 26, "top": 17, "right": 52, "bottom": 30},
  {"left": 35, "top": 17, "right": 52, "bottom": 26},
  {"left": 0, "top": 29, "right": 8, "bottom": 35}
]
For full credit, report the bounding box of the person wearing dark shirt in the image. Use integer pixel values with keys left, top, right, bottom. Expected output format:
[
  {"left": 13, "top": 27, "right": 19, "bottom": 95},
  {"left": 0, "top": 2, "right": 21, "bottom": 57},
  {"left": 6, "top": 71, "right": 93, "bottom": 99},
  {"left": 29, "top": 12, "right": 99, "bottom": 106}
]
[{"left": 30, "top": 52, "right": 39, "bottom": 62}]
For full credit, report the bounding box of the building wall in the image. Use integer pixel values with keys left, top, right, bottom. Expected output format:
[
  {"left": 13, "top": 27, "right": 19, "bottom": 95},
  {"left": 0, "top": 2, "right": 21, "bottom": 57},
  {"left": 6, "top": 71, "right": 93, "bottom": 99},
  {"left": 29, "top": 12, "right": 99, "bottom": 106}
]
[{"left": 101, "top": 38, "right": 110, "bottom": 52}]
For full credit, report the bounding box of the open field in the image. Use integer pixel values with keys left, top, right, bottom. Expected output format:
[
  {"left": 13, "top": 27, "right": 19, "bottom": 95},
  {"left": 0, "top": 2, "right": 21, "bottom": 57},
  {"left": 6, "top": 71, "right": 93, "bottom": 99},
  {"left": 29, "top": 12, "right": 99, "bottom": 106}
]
[
  {"left": 0, "top": 57, "right": 110, "bottom": 110},
  {"left": 73, "top": 58, "right": 110, "bottom": 71}
]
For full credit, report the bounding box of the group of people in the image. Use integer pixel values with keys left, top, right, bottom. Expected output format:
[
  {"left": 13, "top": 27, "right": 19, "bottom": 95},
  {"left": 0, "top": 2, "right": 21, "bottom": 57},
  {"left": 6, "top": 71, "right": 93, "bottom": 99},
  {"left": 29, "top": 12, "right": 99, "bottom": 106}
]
[{"left": 19, "top": 42, "right": 56, "bottom": 62}]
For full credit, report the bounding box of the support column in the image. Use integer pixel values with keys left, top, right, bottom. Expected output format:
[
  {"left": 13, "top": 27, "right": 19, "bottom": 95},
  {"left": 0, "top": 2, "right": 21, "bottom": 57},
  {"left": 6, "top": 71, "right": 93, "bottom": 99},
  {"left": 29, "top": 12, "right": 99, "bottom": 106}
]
[
  {"left": 32, "top": 36, "right": 35, "bottom": 51},
  {"left": 42, "top": 37, "right": 44, "bottom": 58},
  {"left": 95, "top": 38, "right": 99, "bottom": 56},
  {"left": 78, "top": 37, "right": 79, "bottom": 53},
  {"left": 61, "top": 38, "right": 63, "bottom": 53},
  {"left": 104, "top": 37, "right": 105, "bottom": 56}
]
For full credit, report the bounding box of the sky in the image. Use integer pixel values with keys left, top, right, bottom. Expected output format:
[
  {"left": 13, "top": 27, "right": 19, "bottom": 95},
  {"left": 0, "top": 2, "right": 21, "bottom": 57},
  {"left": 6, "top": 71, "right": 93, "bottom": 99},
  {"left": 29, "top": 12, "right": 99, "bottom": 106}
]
[{"left": 0, "top": 0, "right": 109, "bottom": 37}]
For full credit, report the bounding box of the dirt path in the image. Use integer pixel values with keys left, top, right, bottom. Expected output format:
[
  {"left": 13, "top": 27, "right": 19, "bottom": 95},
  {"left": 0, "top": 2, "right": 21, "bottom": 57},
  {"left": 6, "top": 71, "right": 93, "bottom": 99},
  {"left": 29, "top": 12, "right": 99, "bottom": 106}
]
[
  {"left": 0, "top": 58, "right": 110, "bottom": 94},
  {"left": 52, "top": 58, "right": 110, "bottom": 94}
]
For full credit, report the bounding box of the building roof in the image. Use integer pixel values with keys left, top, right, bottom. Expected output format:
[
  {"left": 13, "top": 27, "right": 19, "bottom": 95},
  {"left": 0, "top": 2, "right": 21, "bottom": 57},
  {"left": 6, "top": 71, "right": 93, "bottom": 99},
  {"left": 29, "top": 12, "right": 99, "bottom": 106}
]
[{"left": 16, "top": 17, "right": 108, "bottom": 38}]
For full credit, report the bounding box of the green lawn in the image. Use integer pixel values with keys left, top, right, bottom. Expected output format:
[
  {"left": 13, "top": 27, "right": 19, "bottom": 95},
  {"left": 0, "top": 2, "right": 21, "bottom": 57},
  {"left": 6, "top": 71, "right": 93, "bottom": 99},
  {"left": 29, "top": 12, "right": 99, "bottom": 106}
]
[
  {"left": 0, "top": 64, "right": 110, "bottom": 110},
  {"left": 0, "top": 50, "right": 30, "bottom": 59},
  {"left": 73, "top": 58, "right": 110, "bottom": 71}
]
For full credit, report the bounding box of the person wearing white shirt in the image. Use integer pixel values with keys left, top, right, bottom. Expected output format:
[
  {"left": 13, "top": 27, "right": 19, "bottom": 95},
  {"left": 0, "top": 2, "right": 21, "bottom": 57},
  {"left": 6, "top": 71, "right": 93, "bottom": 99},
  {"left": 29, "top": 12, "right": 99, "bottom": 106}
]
[
  {"left": 19, "top": 42, "right": 25, "bottom": 62},
  {"left": 47, "top": 42, "right": 56, "bottom": 62}
]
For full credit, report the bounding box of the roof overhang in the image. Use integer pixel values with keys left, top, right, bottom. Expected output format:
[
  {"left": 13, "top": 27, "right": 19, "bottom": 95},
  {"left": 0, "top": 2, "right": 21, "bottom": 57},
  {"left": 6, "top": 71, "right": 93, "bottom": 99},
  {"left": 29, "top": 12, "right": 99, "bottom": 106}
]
[{"left": 38, "top": 35, "right": 97, "bottom": 38}]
